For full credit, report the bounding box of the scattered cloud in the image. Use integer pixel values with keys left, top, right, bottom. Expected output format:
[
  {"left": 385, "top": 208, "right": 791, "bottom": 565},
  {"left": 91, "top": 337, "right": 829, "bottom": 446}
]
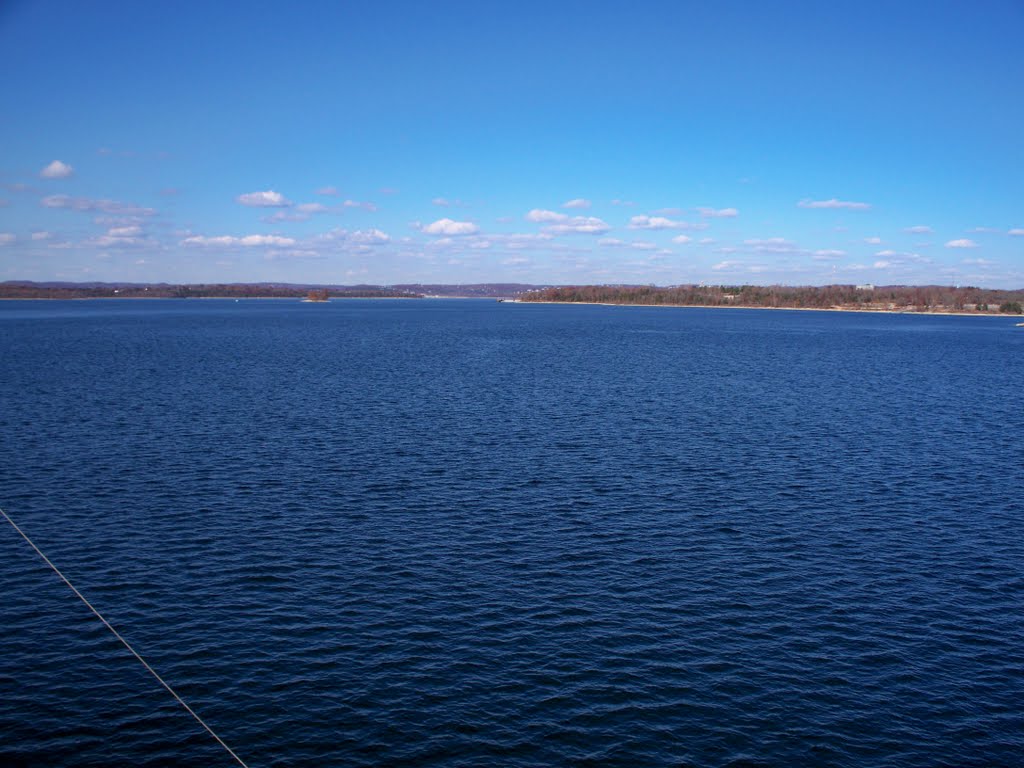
[
  {"left": 423, "top": 218, "right": 479, "bottom": 235},
  {"left": 182, "top": 234, "right": 297, "bottom": 247},
  {"left": 1009, "top": 228, "right": 1024, "bottom": 236},
  {"left": 432, "top": 197, "right": 452, "bottom": 207},
  {"left": 945, "top": 238, "right": 978, "bottom": 248},
  {"left": 93, "top": 225, "right": 152, "bottom": 248},
  {"left": 543, "top": 216, "right": 610, "bottom": 235},
  {"left": 348, "top": 228, "right": 390, "bottom": 244},
  {"left": 41, "top": 194, "right": 155, "bottom": 216},
  {"left": 697, "top": 207, "right": 739, "bottom": 218},
  {"left": 316, "top": 186, "right": 339, "bottom": 196},
  {"left": 598, "top": 238, "right": 626, "bottom": 247},
  {"left": 797, "top": 198, "right": 871, "bottom": 210},
  {"left": 961, "top": 257, "right": 993, "bottom": 266},
  {"left": 314, "top": 227, "right": 393, "bottom": 248},
  {"left": 873, "top": 250, "right": 931, "bottom": 264},
  {"left": 969, "top": 226, "right": 999, "bottom": 233},
  {"left": 813, "top": 249, "right": 846, "bottom": 260},
  {"left": 40, "top": 160, "right": 74, "bottom": 179},
  {"left": 745, "top": 237, "right": 799, "bottom": 254},
  {"left": 236, "top": 190, "right": 292, "bottom": 207},
  {"left": 610, "top": 199, "right": 635, "bottom": 206},
  {"left": 31, "top": 231, "right": 52, "bottom": 241},
  {"left": 0, "top": 233, "right": 15, "bottom": 245},
  {"left": 297, "top": 202, "right": 328, "bottom": 214},
  {"left": 562, "top": 198, "right": 591, "bottom": 209},
  {"left": 526, "top": 208, "right": 568, "bottom": 223},
  {"left": 904, "top": 225, "right": 933, "bottom": 234},
  {"left": 671, "top": 235, "right": 693, "bottom": 244},
  {"left": 712, "top": 260, "right": 742, "bottom": 270},
  {"left": 864, "top": 236, "right": 882, "bottom": 244},
  {"left": 630, "top": 240, "right": 658, "bottom": 250},
  {"left": 629, "top": 215, "right": 686, "bottom": 230},
  {"left": 342, "top": 199, "right": 377, "bottom": 211}
]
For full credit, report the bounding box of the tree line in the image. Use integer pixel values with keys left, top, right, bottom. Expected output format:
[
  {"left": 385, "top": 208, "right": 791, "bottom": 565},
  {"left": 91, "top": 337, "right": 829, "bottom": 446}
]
[{"left": 519, "top": 284, "right": 1024, "bottom": 314}]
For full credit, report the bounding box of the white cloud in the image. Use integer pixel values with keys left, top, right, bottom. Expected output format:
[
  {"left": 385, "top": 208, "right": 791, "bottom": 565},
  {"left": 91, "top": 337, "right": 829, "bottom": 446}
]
[
  {"left": 712, "top": 260, "right": 742, "bottom": 270},
  {"left": 40, "top": 160, "right": 74, "bottom": 179},
  {"left": 544, "top": 216, "right": 610, "bottom": 235},
  {"left": 94, "top": 224, "right": 151, "bottom": 247},
  {"left": 598, "top": 237, "right": 626, "bottom": 247},
  {"left": 296, "top": 203, "right": 329, "bottom": 214},
  {"left": 263, "top": 211, "right": 311, "bottom": 223},
  {"left": 0, "top": 233, "right": 15, "bottom": 245},
  {"left": 432, "top": 197, "right": 451, "bottom": 207},
  {"left": 423, "top": 218, "right": 479, "bottom": 235},
  {"left": 874, "top": 250, "right": 931, "bottom": 264},
  {"left": 813, "top": 249, "right": 846, "bottom": 259},
  {"left": 1009, "top": 228, "right": 1024, "bottom": 236},
  {"left": 562, "top": 198, "right": 591, "bottom": 209},
  {"left": 316, "top": 186, "right": 339, "bottom": 196},
  {"left": 629, "top": 215, "right": 686, "bottom": 230},
  {"left": 502, "top": 256, "right": 530, "bottom": 266},
  {"left": 31, "top": 231, "right": 52, "bottom": 241},
  {"left": 610, "top": 199, "right": 636, "bottom": 207},
  {"left": 697, "top": 207, "right": 739, "bottom": 218},
  {"left": 526, "top": 209, "right": 568, "bottom": 223},
  {"left": 236, "top": 190, "right": 292, "bottom": 207},
  {"left": 945, "top": 238, "right": 978, "bottom": 248},
  {"left": 349, "top": 228, "right": 390, "bottom": 244},
  {"left": 864, "top": 236, "right": 882, "bottom": 244},
  {"left": 108, "top": 225, "right": 142, "bottom": 237},
  {"left": 874, "top": 260, "right": 892, "bottom": 268},
  {"left": 41, "top": 194, "right": 155, "bottom": 216},
  {"left": 797, "top": 198, "right": 871, "bottom": 210},
  {"left": 904, "top": 225, "right": 933, "bottom": 234},
  {"left": 745, "top": 237, "right": 798, "bottom": 253},
  {"left": 631, "top": 240, "right": 658, "bottom": 250},
  {"left": 671, "top": 235, "right": 693, "bottom": 244},
  {"left": 962, "top": 258, "right": 993, "bottom": 266},
  {"left": 342, "top": 199, "right": 377, "bottom": 211},
  {"left": 182, "top": 234, "right": 297, "bottom": 247}
]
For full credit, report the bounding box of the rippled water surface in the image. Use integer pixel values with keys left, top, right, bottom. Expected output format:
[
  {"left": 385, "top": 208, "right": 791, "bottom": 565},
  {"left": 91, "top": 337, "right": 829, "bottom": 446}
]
[{"left": 2, "top": 299, "right": 1023, "bottom": 767}]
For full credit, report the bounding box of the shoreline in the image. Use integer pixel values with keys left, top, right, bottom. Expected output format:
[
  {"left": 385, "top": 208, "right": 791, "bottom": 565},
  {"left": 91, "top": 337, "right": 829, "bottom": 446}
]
[{"left": 515, "top": 300, "right": 1024, "bottom": 318}]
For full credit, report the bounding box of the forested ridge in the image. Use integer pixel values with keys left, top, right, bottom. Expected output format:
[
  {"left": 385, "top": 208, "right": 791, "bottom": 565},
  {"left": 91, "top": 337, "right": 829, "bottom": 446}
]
[
  {"left": 0, "top": 282, "right": 423, "bottom": 300},
  {"left": 520, "top": 284, "right": 1024, "bottom": 314}
]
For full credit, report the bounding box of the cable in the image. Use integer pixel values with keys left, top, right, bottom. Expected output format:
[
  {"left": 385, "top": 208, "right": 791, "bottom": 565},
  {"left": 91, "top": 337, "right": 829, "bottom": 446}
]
[{"left": 0, "top": 505, "right": 250, "bottom": 768}]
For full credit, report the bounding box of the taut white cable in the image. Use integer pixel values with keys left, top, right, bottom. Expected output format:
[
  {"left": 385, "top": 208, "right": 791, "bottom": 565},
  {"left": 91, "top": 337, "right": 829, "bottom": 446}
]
[{"left": 0, "top": 505, "right": 250, "bottom": 768}]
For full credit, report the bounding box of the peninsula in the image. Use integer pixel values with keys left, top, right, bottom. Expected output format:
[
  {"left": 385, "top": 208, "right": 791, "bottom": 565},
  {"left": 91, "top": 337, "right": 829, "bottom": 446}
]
[{"left": 518, "top": 284, "right": 1024, "bottom": 315}]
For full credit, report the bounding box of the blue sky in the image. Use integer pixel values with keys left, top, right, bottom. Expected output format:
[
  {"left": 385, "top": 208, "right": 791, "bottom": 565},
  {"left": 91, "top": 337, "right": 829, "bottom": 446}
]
[{"left": 1, "top": 0, "right": 1021, "bottom": 287}]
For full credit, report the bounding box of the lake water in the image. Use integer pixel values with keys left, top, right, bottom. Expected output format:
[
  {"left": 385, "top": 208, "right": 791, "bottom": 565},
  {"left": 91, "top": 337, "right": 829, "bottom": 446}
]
[{"left": 1, "top": 299, "right": 1022, "bottom": 767}]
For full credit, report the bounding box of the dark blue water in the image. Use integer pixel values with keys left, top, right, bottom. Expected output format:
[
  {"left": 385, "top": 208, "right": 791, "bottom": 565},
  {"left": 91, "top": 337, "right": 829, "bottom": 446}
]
[{"left": 2, "top": 299, "right": 1023, "bottom": 767}]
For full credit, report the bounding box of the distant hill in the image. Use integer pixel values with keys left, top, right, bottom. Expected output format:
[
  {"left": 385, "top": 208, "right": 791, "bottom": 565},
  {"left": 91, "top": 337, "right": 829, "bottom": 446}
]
[
  {"left": 391, "top": 283, "right": 548, "bottom": 298},
  {"left": 0, "top": 281, "right": 549, "bottom": 300},
  {"left": 0, "top": 281, "right": 423, "bottom": 300},
  {"left": 520, "top": 284, "right": 1024, "bottom": 315}
]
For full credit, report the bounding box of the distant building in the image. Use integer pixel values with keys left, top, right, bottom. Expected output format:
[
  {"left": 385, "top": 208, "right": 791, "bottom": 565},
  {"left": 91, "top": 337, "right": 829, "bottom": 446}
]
[{"left": 856, "top": 283, "right": 875, "bottom": 291}]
